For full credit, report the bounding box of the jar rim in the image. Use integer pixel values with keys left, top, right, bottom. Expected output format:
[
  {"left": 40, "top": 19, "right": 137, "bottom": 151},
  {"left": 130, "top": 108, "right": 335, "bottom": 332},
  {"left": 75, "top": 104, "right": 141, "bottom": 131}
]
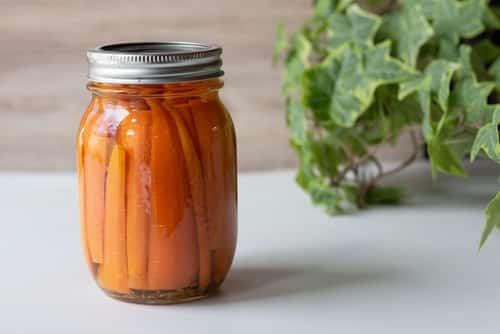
[{"left": 87, "top": 41, "right": 224, "bottom": 84}]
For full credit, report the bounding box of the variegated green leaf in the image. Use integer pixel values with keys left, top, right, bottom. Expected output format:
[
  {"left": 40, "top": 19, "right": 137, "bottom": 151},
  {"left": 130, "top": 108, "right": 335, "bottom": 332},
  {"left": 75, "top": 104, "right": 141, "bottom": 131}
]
[
  {"left": 307, "top": 177, "right": 358, "bottom": 214},
  {"left": 432, "top": 0, "right": 487, "bottom": 42},
  {"left": 382, "top": 88, "right": 423, "bottom": 138},
  {"left": 453, "top": 78, "right": 495, "bottom": 122},
  {"left": 309, "top": 134, "right": 345, "bottom": 176},
  {"left": 456, "top": 45, "right": 475, "bottom": 80},
  {"left": 399, "top": 60, "right": 459, "bottom": 138},
  {"left": 471, "top": 106, "right": 500, "bottom": 162},
  {"left": 426, "top": 60, "right": 461, "bottom": 113},
  {"left": 333, "top": 42, "right": 416, "bottom": 125},
  {"left": 304, "top": 42, "right": 415, "bottom": 127},
  {"left": 397, "top": 73, "right": 434, "bottom": 140},
  {"left": 295, "top": 136, "right": 357, "bottom": 214},
  {"left": 438, "top": 38, "right": 460, "bottom": 60},
  {"left": 470, "top": 123, "right": 500, "bottom": 162},
  {"left": 286, "top": 99, "right": 308, "bottom": 148},
  {"left": 327, "top": 4, "right": 381, "bottom": 50},
  {"left": 360, "top": 42, "right": 417, "bottom": 83},
  {"left": 282, "top": 34, "right": 312, "bottom": 94},
  {"left": 302, "top": 51, "right": 342, "bottom": 122},
  {"left": 494, "top": 106, "right": 500, "bottom": 124},
  {"left": 428, "top": 135, "right": 467, "bottom": 178},
  {"left": 480, "top": 192, "right": 500, "bottom": 248},
  {"left": 418, "top": 83, "right": 433, "bottom": 140},
  {"left": 313, "top": 0, "right": 336, "bottom": 18},
  {"left": 451, "top": 45, "right": 495, "bottom": 121},
  {"left": 398, "top": 74, "right": 428, "bottom": 101},
  {"left": 381, "top": 3, "right": 434, "bottom": 67},
  {"left": 401, "top": 0, "right": 436, "bottom": 18},
  {"left": 313, "top": 0, "right": 353, "bottom": 17}
]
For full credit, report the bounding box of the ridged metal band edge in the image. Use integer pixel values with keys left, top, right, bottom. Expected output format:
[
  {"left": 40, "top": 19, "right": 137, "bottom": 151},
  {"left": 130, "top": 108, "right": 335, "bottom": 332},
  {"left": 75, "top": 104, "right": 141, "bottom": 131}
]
[{"left": 86, "top": 42, "right": 224, "bottom": 84}]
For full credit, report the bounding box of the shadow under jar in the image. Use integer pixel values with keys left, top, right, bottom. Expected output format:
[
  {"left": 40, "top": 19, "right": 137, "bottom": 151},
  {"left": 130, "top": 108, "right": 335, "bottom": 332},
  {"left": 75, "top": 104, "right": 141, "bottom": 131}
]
[{"left": 77, "top": 42, "right": 237, "bottom": 304}]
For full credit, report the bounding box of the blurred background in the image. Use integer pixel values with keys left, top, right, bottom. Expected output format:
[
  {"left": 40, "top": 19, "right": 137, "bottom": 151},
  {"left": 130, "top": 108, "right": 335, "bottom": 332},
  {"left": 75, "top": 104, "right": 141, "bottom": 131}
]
[{"left": 1, "top": 0, "right": 413, "bottom": 171}]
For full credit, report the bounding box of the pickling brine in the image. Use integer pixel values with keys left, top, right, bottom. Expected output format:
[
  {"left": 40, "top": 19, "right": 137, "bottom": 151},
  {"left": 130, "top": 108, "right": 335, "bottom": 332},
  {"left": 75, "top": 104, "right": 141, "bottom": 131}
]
[{"left": 78, "top": 43, "right": 237, "bottom": 304}]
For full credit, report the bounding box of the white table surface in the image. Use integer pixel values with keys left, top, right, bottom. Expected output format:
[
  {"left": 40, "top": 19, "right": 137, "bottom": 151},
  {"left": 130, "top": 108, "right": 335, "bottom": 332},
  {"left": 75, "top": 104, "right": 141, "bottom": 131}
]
[{"left": 1, "top": 162, "right": 500, "bottom": 333}]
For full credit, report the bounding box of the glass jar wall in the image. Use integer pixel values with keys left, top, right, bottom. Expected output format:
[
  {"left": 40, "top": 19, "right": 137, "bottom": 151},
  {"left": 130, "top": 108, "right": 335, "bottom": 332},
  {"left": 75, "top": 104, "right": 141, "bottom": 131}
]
[{"left": 78, "top": 68, "right": 237, "bottom": 304}]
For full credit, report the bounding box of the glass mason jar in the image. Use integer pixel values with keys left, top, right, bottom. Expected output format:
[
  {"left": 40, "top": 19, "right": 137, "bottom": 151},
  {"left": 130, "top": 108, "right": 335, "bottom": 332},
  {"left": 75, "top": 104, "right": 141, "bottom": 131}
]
[{"left": 77, "top": 42, "right": 237, "bottom": 304}]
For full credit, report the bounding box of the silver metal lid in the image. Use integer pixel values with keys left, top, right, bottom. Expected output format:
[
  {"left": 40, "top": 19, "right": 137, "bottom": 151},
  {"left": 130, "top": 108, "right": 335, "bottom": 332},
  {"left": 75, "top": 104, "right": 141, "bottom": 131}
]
[{"left": 87, "top": 42, "right": 223, "bottom": 84}]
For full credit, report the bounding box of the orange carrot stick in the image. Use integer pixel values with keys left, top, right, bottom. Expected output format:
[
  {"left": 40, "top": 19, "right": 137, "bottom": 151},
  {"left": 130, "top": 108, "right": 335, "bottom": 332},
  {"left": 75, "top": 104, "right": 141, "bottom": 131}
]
[
  {"left": 84, "top": 98, "right": 127, "bottom": 264},
  {"left": 116, "top": 103, "right": 151, "bottom": 290},
  {"left": 215, "top": 112, "right": 238, "bottom": 283},
  {"left": 77, "top": 98, "right": 100, "bottom": 274},
  {"left": 164, "top": 101, "right": 202, "bottom": 158},
  {"left": 147, "top": 99, "right": 198, "bottom": 290},
  {"left": 77, "top": 138, "right": 97, "bottom": 275},
  {"left": 97, "top": 144, "right": 128, "bottom": 293},
  {"left": 190, "top": 100, "right": 225, "bottom": 239},
  {"left": 190, "top": 98, "right": 237, "bottom": 283},
  {"left": 169, "top": 108, "right": 212, "bottom": 290},
  {"left": 84, "top": 117, "right": 109, "bottom": 263}
]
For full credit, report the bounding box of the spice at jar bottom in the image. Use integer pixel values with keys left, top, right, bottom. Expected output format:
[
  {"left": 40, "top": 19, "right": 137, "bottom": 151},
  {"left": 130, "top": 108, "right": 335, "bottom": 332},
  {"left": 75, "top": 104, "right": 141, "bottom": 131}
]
[{"left": 77, "top": 42, "right": 237, "bottom": 304}]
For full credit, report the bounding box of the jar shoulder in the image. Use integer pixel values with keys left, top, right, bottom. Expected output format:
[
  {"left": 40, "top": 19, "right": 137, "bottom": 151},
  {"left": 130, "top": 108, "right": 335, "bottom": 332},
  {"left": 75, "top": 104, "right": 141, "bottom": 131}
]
[{"left": 78, "top": 94, "right": 235, "bottom": 142}]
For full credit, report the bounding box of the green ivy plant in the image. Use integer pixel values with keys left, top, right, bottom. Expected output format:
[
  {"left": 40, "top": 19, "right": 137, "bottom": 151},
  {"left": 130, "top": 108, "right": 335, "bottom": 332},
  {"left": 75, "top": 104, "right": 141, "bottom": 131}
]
[{"left": 273, "top": 0, "right": 500, "bottom": 246}]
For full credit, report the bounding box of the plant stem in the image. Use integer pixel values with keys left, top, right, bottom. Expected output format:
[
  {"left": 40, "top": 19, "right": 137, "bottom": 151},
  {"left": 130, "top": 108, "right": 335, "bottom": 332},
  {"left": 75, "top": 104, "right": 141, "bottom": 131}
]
[{"left": 370, "top": 129, "right": 420, "bottom": 187}]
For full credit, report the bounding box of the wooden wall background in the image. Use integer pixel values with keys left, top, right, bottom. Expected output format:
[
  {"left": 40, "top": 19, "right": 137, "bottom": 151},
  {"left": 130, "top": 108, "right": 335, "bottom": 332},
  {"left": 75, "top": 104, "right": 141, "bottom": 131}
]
[{"left": 0, "top": 0, "right": 412, "bottom": 171}]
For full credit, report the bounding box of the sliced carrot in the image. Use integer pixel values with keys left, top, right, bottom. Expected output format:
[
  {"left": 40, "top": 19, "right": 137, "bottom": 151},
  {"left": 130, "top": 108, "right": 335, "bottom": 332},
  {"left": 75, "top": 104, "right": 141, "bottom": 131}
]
[
  {"left": 77, "top": 99, "right": 99, "bottom": 275},
  {"left": 163, "top": 100, "right": 202, "bottom": 160},
  {"left": 190, "top": 103, "right": 225, "bottom": 248},
  {"left": 83, "top": 147, "right": 107, "bottom": 263},
  {"left": 97, "top": 144, "right": 128, "bottom": 294},
  {"left": 215, "top": 110, "right": 238, "bottom": 283},
  {"left": 84, "top": 98, "right": 128, "bottom": 264},
  {"left": 77, "top": 139, "right": 97, "bottom": 275},
  {"left": 116, "top": 102, "right": 152, "bottom": 290},
  {"left": 169, "top": 108, "right": 212, "bottom": 290},
  {"left": 190, "top": 99, "right": 223, "bottom": 244},
  {"left": 190, "top": 98, "right": 238, "bottom": 283},
  {"left": 83, "top": 111, "right": 109, "bottom": 264},
  {"left": 147, "top": 99, "right": 198, "bottom": 291}
]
